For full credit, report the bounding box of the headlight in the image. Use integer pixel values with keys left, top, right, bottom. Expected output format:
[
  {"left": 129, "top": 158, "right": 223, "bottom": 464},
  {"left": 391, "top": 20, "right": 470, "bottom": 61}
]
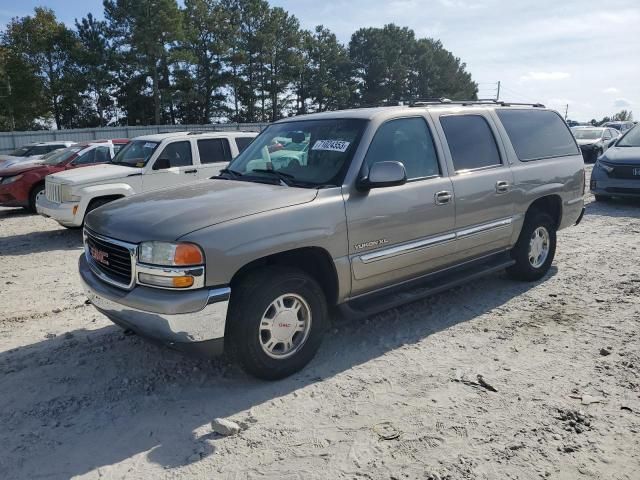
[
  {"left": 60, "top": 184, "right": 80, "bottom": 202},
  {"left": 1, "top": 174, "right": 23, "bottom": 185},
  {"left": 138, "top": 241, "right": 204, "bottom": 266},
  {"left": 597, "top": 161, "right": 614, "bottom": 173}
]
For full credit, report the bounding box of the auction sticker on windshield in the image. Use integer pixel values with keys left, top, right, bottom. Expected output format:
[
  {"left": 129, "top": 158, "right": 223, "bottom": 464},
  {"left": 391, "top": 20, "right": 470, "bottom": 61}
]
[{"left": 312, "top": 140, "right": 350, "bottom": 152}]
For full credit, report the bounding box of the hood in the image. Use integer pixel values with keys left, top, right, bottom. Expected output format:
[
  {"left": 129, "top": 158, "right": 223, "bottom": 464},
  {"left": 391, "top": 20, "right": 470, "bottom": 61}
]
[
  {"left": 85, "top": 179, "right": 319, "bottom": 243},
  {"left": 576, "top": 138, "right": 600, "bottom": 146},
  {"left": 0, "top": 155, "right": 20, "bottom": 162},
  {"left": 0, "top": 157, "right": 43, "bottom": 169},
  {"left": 47, "top": 164, "right": 142, "bottom": 185},
  {"left": 600, "top": 146, "right": 640, "bottom": 165},
  {"left": 0, "top": 162, "right": 53, "bottom": 177}
]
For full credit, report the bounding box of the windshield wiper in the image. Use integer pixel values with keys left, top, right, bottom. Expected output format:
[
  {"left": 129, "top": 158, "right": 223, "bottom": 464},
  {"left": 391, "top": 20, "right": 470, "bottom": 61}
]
[
  {"left": 212, "top": 168, "right": 244, "bottom": 180},
  {"left": 249, "top": 169, "right": 296, "bottom": 186},
  {"left": 110, "top": 161, "right": 138, "bottom": 167}
]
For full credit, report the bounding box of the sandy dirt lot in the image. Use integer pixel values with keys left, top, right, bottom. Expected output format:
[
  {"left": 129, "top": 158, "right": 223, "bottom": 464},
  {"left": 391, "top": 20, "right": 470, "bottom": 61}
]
[{"left": 1, "top": 168, "right": 639, "bottom": 480}]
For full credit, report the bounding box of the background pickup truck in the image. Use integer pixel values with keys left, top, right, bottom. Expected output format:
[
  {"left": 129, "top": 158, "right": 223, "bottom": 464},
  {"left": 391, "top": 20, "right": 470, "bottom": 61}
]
[
  {"left": 79, "top": 101, "right": 585, "bottom": 380},
  {"left": 36, "top": 131, "right": 257, "bottom": 227}
]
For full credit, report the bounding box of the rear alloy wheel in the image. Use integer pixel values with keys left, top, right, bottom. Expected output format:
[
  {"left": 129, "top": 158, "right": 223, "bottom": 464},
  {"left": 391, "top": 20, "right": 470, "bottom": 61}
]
[
  {"left": 28, "top": 184, "right": 45, "bottom": 213},
  {"left": 228, "top": 267, "right": 328, "bottom": 380},
  {"left": 507, "top": 211, "right": 557, "bottom": 281}
]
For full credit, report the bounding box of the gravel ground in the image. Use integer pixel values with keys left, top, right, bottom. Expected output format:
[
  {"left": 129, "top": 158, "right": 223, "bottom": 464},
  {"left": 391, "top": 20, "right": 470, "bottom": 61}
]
[{"left": 1, "top": 167, "right": 639, "bottom": 479}]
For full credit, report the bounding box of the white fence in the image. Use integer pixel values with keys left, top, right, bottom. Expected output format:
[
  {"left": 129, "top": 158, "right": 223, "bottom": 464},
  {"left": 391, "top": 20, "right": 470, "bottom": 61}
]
[{"left": 0, "top": 123, "right": 269, "bottom": 154}]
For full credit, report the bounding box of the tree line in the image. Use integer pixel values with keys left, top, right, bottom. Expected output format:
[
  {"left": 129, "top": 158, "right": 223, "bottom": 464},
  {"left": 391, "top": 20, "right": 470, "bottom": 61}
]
[
  {"left": 0, "top": 0, "right": 478, "bottom": 131},
  {"left": 588, "top": 110, "right": 634, "bottom": 127}
]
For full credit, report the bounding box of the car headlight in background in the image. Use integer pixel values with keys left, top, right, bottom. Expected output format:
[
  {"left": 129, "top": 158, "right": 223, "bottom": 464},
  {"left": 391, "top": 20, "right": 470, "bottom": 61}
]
[
  {"left": 1, "top": 174, "right": 24, "bottom": 185},
  {"left": 60, "top": 184, "right": 80, "bottom": 202},
  {"left": 596, "top": 161, "right": 614, "bottom": 173},
  {"left": 138, "top": 241, "right": 204, "bottom": 266}
]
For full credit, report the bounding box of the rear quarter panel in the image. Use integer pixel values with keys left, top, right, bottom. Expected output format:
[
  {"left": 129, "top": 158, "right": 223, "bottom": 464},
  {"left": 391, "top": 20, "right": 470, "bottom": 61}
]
[{"left": 489, "top": 109, "right": 584, "bottom": 241}]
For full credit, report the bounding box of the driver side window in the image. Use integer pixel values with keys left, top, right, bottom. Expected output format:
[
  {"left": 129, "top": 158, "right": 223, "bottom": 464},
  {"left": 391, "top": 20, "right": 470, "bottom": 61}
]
[
  {"left": 154, "top": 141, "right": 193, "bottom": 169},
  {"left": 364, "top": 117, "right": 440, "bottom": 180}
]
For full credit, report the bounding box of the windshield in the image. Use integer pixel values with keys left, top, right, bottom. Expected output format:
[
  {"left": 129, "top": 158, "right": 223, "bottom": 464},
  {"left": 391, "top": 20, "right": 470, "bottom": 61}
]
[
  {"left": 226, "top": 119, "right": 367, "bottom": 187},
  {"left": 573, "top": 129, "right": 602, "bottom": 140},
  {"left": 9, "top": 146, "right": 32, "bottom": 157},
  {"left": 617, "top": 126, "right": 640, "bottom": 147},
  {"left": 111, "top": 140, "right": 159, "bottom": 167},
  {"left": 43, "top": 146, "right": 83, "bottom": 165}
]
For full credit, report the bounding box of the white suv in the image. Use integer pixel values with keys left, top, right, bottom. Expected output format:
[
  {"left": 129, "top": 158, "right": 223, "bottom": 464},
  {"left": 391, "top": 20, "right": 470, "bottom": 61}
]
[{"left": 37, "top": 131, "right": 257, "bottom": 228}]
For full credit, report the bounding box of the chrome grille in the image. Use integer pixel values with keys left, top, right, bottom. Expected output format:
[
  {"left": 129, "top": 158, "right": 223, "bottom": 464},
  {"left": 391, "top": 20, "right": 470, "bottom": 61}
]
[
  {"left": 46, "top": 181, "right": 62, "bottom": 203},
  {"left": 84, "top": 229, "right": 135, "bottom": 289},
  {"left": 605, "top": 164, "right": 640, "bottom": 180}
]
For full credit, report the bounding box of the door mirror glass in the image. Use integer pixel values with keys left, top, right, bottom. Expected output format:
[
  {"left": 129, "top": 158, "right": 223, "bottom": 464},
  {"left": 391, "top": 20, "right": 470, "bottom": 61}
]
[
  {"left": 153, "top": 157, "right": 171, "bottom": 170},
  {"left": 359, "top": 161, "right": 407, "bottom": 190}
]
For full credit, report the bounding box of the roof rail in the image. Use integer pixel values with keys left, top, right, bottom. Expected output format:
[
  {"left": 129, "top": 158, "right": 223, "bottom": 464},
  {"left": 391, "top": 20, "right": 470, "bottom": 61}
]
[{"left": 409, "top": 98, "right": 545, "bottom": 108}]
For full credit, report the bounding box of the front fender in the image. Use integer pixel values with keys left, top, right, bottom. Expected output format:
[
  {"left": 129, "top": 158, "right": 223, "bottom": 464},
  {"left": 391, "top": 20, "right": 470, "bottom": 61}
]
[{"left": 76, "top": 183, "right": 137, "bottom": 218}]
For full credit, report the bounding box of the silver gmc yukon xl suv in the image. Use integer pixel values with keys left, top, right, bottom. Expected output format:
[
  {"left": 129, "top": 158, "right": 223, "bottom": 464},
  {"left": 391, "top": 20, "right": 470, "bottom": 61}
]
[{"left": 79, "top": 101, "right": 586, "bottom": 379}]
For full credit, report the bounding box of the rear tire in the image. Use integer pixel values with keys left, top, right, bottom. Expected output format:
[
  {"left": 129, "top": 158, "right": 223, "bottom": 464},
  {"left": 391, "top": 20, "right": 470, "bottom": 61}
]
[
  {"left": 507, "top": 211, "right": 556, "bottom": 282},
  {"left": 28, "top": 183, "right": 45, "bottom": 213},
  {"left": 227, "top": 266, "right": 328, "bottom": 380}
]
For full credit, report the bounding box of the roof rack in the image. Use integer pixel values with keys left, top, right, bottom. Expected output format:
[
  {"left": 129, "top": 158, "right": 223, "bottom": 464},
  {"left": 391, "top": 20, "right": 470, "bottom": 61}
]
[{"left": 409, "top": 98, "right": 545, "bottom": 108}]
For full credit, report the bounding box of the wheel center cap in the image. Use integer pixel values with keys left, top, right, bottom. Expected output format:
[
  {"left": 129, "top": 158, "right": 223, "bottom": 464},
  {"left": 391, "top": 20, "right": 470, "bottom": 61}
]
[{"left": 270, "top": 310, "right": 298, "bottom": 341}]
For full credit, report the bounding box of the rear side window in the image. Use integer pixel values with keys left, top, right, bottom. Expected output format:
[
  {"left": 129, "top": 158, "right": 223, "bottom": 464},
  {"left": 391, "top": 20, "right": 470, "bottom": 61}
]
[
  {"left": 197, "top": 139, "right": 231, "bottom": 164},
  {"left": 235, "top": 136, "right": 254, "bottom": 153},
  {"left": 440, "top": 115, "right": 501, "bottom": 171},
  {"left": 364, "top": 117, "right": 440, "bottom": 180},
  {"left": 496, "top": 109, "right": 579, "bottom": 161}
]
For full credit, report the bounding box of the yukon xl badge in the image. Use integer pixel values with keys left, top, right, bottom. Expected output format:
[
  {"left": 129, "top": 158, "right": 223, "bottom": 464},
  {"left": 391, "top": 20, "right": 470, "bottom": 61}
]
[{"left": 354, "top": 238, "right": 389, "bottom": 251}]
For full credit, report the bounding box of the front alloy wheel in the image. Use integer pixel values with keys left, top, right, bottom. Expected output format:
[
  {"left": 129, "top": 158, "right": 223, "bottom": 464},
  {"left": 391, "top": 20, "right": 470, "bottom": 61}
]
[{"left": 228, "top": 266, "right": 328, "bottom": 380}]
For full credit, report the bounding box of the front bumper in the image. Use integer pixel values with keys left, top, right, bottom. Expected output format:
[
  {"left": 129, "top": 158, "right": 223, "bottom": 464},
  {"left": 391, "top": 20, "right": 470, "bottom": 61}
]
[
  {"left": 37, "top": 197, "right": 81, "bottom": 226},
  {"left": 590, "top": 165, "right": 640, "bottom": 198},
  {"left": 0, "top": 181, "right": 29, "bottom": 207},
  {"left": 79, "top": 254, "right": 230, "bottom": 357}
]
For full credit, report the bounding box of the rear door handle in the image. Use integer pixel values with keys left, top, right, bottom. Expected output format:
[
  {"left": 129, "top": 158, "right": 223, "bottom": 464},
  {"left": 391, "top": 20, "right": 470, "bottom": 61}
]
[
  {"left": 184, "top": 169, "right": 198, "bottom": 174},
  {"left": 435, "top": 190, "right": 453, "bottom": 205},
  {"left": 495, "top": 181, "right": 510, "bottom": 194}
]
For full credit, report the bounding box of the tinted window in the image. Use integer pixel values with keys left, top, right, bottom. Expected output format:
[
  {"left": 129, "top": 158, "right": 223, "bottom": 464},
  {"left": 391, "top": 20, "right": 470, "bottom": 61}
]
[
  {"left": 235, "top": 136, "right": 254, "bottom": 153},
  {"left": 156, "top": 141, "right": 193, "bottom": 168},
  {"left": 73, "top": 149, "right": 96, "bottom": 165},
  {"left": 364, "top": 117, "right": 440, "bottom": 179},
  {"left": 440, "top": 115, "right": 501, "bottom": 171},
  {"left": 496, "top": 109, "right": 579, "bottom": 161},
  {"left": 29, "top": 145, "right": 50, "bottom": 155},
  {"left": 197, "top": 139, "right": 231, "bottom": 164},
  {"left": 113, "top": 143, "right": 126, "bottom": 155}
]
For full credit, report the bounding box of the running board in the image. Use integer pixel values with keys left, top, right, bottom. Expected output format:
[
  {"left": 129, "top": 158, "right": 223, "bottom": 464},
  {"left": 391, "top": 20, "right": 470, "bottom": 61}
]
[{"left": 340, "top": 251, "right": 515, "bottom": 319}]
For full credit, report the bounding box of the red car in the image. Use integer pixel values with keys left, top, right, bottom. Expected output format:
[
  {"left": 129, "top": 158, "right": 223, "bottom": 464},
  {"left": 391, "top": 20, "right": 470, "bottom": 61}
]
[{"left": 0, "top": 139, "right": 128, "bottom": 212}]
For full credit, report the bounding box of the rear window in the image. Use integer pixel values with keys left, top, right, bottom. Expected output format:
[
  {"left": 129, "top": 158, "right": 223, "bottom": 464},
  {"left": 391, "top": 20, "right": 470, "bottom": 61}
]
[
  {"left": 197, "top": 138, "right": 232, "bottom": 164},
  {"left": 496, "top": 109, "right": 579, "bottom": 161},
  {"left": 235, "top": 136, "right": 254, "bottom": 153}
]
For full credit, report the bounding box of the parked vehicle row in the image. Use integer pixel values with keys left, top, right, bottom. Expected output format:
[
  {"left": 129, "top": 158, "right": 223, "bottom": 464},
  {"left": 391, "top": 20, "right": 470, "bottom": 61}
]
[
  {"left": 76, "top": 102, "right": 586, "bottom": 380},
  {"left": 0, "top": 141, "right": 77, "bottom": 169},
  {"left": 571, "top": 126, "right": 621, "bottom": 163},
  {"left": 36, "top": 131, "right": 257, "bottom": 227},
  {"left": 0, "top": 140, "right": 127, "bottom": 212}
]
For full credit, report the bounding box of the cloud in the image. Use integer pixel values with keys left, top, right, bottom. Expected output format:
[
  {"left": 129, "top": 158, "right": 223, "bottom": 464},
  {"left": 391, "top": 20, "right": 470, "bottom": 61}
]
[
  {"left": 520, "top": 71, "right": 570, "bottom": 82},
  {"left": 603, "top": 87, "right": 619, "bottom": 94},
  {"left": 613, "top": 98, "right": 631, "bottom": 108}
]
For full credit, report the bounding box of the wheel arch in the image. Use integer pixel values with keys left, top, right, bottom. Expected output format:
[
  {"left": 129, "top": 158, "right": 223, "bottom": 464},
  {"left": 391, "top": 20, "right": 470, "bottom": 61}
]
[
  {"left": 230, "top": 247, "right": 340, "bottom": 307},
  {"left": 525, "top": 194, "right": 563, "bottom": 230}
]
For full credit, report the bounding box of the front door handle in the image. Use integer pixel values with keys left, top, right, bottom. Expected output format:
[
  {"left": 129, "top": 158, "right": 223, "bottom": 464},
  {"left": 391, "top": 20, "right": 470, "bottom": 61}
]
[
  {"left": 495, "top": 181, "right": 510, "bottom": 194},
  {"left": 435, "top": 190, "right": 453, "bottom": 205},
  {"left": 184, "top": 169, "right": 198, "bottom": 174}
]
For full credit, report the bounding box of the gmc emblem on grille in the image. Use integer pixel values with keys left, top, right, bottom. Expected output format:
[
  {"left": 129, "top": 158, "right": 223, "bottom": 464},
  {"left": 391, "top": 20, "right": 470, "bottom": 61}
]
[{"left": 89, "top": 246, "right": 109, "bottom": 266}]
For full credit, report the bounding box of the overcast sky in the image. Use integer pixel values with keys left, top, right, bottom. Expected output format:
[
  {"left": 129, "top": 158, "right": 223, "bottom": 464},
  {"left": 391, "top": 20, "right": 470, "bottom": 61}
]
[{"left": 2, "top": 0, "right": 638, "bottom": 121}]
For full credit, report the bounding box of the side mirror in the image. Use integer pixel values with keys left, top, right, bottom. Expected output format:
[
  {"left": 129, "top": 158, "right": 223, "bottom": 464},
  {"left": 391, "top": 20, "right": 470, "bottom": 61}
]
[
  {"left": 358, "top": 161, "right": 407, "bottom": 191},
  {"left": 153, "top": 157, "right": 170, "bottom": 170}
]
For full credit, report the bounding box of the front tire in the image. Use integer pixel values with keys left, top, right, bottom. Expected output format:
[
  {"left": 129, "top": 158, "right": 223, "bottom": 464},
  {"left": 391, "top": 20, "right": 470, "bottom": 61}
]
[
  {"left": 28, "top": 183, "right": 45, "bottom": 213},
  {"left": 227, "top": 267, "right": 328, "bottom": 380},
  {"left": 507, "top": 212, "right": 556, "bottom": 281}
]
